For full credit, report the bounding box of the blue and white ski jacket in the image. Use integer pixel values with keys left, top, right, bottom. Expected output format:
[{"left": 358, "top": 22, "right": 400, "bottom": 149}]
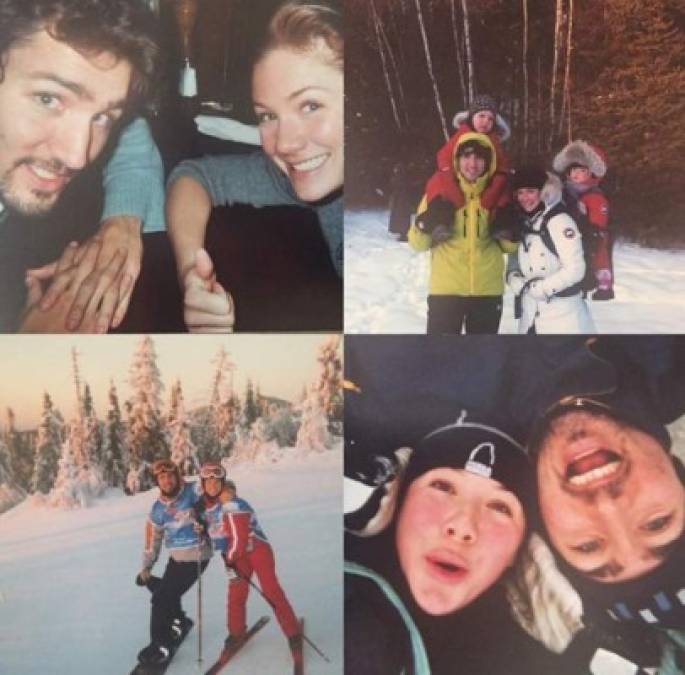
[
  {"left": 142, "top": 481, "right": 212, "bottom": 568},
  {"left": 202, "top": 495, "right": 268, "bottom": 560}
]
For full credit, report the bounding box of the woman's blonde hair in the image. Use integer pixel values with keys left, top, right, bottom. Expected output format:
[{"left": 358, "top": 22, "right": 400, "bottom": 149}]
[
  {"left": 505, "top": 532, "right": 585, "bottom": 654},
  {"left": 256, "top": 1, "right": 343, "bottom": 70}
]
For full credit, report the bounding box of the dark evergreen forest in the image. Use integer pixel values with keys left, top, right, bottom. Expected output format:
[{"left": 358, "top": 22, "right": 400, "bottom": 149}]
[{"left": 346, "top": 0, "right": 685, "bottom": 245}]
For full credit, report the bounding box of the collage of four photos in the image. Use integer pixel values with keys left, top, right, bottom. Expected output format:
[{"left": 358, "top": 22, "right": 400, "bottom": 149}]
[{"left": 0, "top": 0, "right": 684, "bottom": 674}]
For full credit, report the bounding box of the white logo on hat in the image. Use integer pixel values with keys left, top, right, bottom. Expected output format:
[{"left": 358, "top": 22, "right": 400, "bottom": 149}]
[{"left": 465, "top": 442, "right": 496, "bottom": 478}]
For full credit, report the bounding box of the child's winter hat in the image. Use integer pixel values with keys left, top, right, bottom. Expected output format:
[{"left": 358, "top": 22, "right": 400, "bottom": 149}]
[
  {"left": 468, "top": 94, "right": 498, "bottom": 117},
  {"left": 347, "top": 412, "right": 534, "bottom": 537},
  {"left": 553, "top": 140, "right": 607, "bottom": 178},
  {"left": 511, "top": 165, "right": 548, "bottom": 192}
]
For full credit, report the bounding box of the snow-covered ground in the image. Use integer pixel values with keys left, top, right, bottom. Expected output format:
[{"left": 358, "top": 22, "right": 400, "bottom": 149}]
[
  {"left": 0, "top": 450, "right": 342, "bottom": 675},
  {"left": 345, "top": 209, "right": 685, "bottom": 333}
]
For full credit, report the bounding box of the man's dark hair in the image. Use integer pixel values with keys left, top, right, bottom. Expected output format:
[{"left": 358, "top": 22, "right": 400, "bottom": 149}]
[{"left": 0, "top": 0, "right": 160, "bottom": 111}]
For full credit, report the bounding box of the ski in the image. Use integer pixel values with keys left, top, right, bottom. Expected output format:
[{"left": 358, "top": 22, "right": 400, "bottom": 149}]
[
  {"left": 129, "top": 622, "right": 193, "bottom": 675},
  {"left": 292, "top": 617, "right": 305, "bottom": 675},
  {"left": 204, "top": 615, "right": 270, "bottom": 675}
]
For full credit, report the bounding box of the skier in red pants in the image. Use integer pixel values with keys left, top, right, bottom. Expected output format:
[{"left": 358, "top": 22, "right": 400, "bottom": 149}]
[{"left": 196, "top": 462, "right": 302, "bottom": 666}]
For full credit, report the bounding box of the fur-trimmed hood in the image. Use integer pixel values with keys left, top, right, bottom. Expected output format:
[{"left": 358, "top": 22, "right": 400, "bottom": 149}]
[
  {"left": 453, "top": 109, "right": 511, "bottom": 142},
  {"left": 553, "top": 140, "right": 607, "bottom": 178}
]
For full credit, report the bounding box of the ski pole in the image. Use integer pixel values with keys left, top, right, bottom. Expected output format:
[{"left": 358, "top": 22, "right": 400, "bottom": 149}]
[
  {"left": 197, "top": 543, "right": 203, "bottom": 665},
  {"left": 230, "top": 566, "right": 330, "bottom": 663}
]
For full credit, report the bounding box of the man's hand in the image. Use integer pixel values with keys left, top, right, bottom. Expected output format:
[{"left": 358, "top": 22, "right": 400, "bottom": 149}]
[
  {"left": 19, "top": 238, "right": 126, "bottom": 333},
  {"left": 138, "top": 568, "right": 152, "bottom": 585},
  {"left": 183, "top": 248, "right": 235, "bottom": 333},
  {"left": 26, "top": 215, "right": 143, "bottom": 332}
]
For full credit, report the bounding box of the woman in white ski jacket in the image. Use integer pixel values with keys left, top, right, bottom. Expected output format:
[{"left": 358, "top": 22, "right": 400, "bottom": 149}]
[{"left": 505, "top": 166, "right": 596, "bottom": 334}]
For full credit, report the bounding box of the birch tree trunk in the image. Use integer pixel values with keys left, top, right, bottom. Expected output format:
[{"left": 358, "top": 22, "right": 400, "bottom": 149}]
[
  {"left": 371, "top": 0, "right": 402, "bottom": 130},
  {"left": 413, "top": 0, "right": 449, "bottom": 139},
  {"left": 559, "top": 0, "right": 574, "bottom": 142},
  {"left": 379, "top": 14, "right": 410, "bottom": 126},
  {"left": 522, "top": 0, "right": 529, "bottom": 152},
  {"left": 549, "top": 0, "right": 564, "bottom": 149},
  {"left": 461, "top": 0, "right": 475, "bottom": 104},
  {"left": 450, "top": 0, "right": 468, "bottom": 111}
]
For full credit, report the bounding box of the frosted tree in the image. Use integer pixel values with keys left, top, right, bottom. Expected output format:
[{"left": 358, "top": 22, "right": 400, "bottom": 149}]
[
  {"left": 5, "top": 407, "right": 32, "bottom": 491},
  {"left": 167, "top": 379, "right": 198, "bottom": 476},
  {"left": 295, "top": 336, "right": 343, "bottom": 451},
  {"left": 313, "top": 335, "right": 343, "bottom": 435},
  {"left": 242, "top": 379, "right": 259, "bottom": 431},
  {"left": 126, "top": 336, "right": 168, "bottom": 489},
  {"left": 49, "top": 432, "right": 86, "bottom": 508},
  {"left": 31, "top": 392, "right": 64, "bottom": 495},
  {"left": 0, "top": 433, "right": 25, "bottom": 513},
  {"left": 82, "top": 383, "right": 102, "bottom": 468},
  {"left": 102, "top": 381, "right": 128, "bottom": 488},
  {"left": 205, "top": 347, "right": 237, "bottom": 461}
]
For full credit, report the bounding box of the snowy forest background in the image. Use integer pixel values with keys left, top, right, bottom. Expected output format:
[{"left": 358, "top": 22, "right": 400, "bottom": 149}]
[
  {"left": 346, "top": 0, "right": 685, "bottom": 245},
  {"left": 0, "top": 335, "right": 342, "bottom": 514}
]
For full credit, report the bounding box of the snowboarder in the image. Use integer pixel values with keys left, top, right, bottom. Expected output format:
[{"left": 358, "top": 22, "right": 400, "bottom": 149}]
[
  {"left": 503, "top": 165, "right": 596, "bottom": 334},
  {"left": 423, "top": 94, "right": 511, "bottom": 214},
  {"left": 553, "top": 140, "right": 614, "bottom": 300},
  {"left": 136, "top": 459, "right": 212, "bottom": 667},
  {"left": 195, "top": 461, "right": 302, "bottom": 667}
]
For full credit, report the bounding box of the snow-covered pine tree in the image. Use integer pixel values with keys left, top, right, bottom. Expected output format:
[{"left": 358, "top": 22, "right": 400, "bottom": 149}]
[
  {"left": 31, "top": 392, "right": 64, "bottom": 495},
  {"left": 243, "top": 378, "right": 259, "bottom": 431},
  {"left": 314, "top": 335, "right": 343, "bottom": 435},
  {"left": 0, "top": 431, "right": 25, "bottom": 513},
  {"left": 205, "top": 347, "right": 237, "bottom": 462},
  {"left": 102, "top": 381, "right": 128, "bottom": 488},
  {"left": 295, "top": 336, "right": 343, "bottom": 451},
  {"left": 126, "top": 336, "right": 168, "bottom": 491},
  {"left": 167, "top": 379, "right": 198, "bottom": 476},
  {"left": 82, "top": 383, "right": 103, "bottom": 468},
  {"left": 4, "top": 407, "right": 32, "bottom": 491}
]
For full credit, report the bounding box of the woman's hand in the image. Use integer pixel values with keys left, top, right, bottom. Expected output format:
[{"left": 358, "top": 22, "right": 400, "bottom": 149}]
[{"left": 182, "top": 248, "right": 235, "bottom": 333}]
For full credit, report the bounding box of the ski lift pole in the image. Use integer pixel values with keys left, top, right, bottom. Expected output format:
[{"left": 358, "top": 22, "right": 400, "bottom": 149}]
[{"left": 230, "top": 565, "right": 330, "bottom": 663}]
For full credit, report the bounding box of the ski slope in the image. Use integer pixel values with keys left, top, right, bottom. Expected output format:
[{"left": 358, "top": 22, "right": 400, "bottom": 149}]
[
  {"left": 345, "top": 209, "right": 685, "bottom": 334},
  {"left": 0, "top": 450, "right": 342, "bottom": 675}
]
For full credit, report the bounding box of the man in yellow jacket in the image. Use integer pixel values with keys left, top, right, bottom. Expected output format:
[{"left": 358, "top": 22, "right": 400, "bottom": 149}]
[{"left": 409, "top": 132, "right": 517, "bottom": 334}]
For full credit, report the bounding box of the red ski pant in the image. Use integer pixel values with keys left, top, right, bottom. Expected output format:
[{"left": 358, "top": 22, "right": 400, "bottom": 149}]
[{"left": 226, "top": 539, "right": 299, "bottom": 638}]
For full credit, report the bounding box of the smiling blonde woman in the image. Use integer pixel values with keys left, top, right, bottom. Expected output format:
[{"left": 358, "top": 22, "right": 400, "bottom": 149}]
[{"left": 166, "top": 0, "right": 343, "bottom": 333}]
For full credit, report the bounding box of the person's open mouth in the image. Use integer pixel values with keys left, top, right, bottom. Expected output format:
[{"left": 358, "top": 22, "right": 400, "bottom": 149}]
[
  {"left": 23, "top": 161, "right": 71, "bottom": 193},
  {"left": 425, "top": 552, "right": 469, "bottom": 582},
  {"left": 565, "top": 448, "right": 622, "bottom": 487}
]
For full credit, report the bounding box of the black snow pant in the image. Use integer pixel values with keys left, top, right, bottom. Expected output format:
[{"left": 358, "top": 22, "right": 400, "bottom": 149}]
[
  {"left": 150, "top": 556, "right": 209, "bottom": 645},
  {"left": 427, "top": 295, "right": 502, "bottom": 334}
]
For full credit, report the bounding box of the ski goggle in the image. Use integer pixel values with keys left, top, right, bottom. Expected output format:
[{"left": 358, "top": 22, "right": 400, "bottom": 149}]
[
  {"left": 152, "top": 459, "right": 177, "bottom": 477},
  {"left": 200, "top": 465, "right": 226, "bottom": 480}
]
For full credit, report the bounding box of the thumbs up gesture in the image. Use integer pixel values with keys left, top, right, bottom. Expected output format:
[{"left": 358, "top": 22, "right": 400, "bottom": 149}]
[{"left": 182, "top": 248, "right": 235, "bottom": 333}]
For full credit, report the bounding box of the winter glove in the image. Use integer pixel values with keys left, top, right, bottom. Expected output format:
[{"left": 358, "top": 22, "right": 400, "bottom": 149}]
[
  {"left": 429, "top": 224, "right": 452, "bottom": 247},
  {"left": 507, "top": 272, "right": 526, "bottom": 296},
  {"left": 526, "top": 280, "right": 549, "bottom": 302},
  {"left": 137, "top": 568, "right": 152, "bottom": 585},
  {"left": 225, "top": 563, "right": 238, "bottom": 581},
  {"left": 414, "top": 197, "right": 454, "bottom": 236}
]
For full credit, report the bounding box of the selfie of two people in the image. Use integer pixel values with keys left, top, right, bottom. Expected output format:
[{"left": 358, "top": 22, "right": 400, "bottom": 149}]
[{"left": 344, "top": 336, "right": 685, "bottom": 674}]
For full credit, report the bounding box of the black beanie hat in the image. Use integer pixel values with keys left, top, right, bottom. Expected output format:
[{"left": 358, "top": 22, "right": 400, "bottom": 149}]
[
  {"left": 511, "top": 165, "right": 548, "bottom": 192},
  {"left": 404, "top": 414, "right": 535, "bottom": 516}
]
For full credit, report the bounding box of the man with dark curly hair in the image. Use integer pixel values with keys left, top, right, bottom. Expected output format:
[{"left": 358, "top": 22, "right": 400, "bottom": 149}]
[{"left": 0, "top": 0, "right": 163, "bottom": 333}]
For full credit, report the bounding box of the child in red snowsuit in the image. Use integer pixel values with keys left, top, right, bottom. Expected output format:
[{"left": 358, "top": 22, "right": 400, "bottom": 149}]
[
  {"left": 553, "top": 140, "right": 614, "bottom": 300},
  {"left": 424, "top": 94, "right": 511, "bottom": 213}
]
